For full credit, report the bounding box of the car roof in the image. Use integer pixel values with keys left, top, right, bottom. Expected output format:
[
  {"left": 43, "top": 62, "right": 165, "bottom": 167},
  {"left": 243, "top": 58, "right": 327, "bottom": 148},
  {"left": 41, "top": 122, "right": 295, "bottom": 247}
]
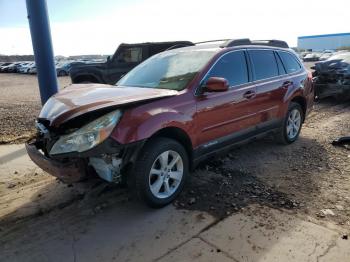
[
  {"left": 164, "top": 41, "right": 292, "bottom": 55},
  {"left": 119, "top": 41, "right": 194, "bottom": 47}
]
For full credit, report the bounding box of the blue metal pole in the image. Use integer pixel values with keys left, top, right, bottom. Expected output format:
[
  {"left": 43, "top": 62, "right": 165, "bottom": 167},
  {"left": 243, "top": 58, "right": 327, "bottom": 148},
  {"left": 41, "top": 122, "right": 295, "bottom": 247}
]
[{"left": 26, "top": 0, "right": 58, "bottom": 105}]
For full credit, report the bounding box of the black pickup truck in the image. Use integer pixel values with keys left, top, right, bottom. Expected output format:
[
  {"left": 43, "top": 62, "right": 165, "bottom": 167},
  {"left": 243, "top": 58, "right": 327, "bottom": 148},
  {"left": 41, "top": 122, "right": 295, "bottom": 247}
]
[{"left": 70, "top": 41, "right": 193, "bottom": 84}]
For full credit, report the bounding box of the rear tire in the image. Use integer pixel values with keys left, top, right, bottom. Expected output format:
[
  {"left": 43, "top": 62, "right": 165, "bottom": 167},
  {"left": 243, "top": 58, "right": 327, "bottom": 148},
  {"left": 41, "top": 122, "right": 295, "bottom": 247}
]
[
  {"left": 130, "top": 137, "right": 189, "bottom": 208},
  {"left": 276, "top": 102, "right": 304, "bottom": 144}
]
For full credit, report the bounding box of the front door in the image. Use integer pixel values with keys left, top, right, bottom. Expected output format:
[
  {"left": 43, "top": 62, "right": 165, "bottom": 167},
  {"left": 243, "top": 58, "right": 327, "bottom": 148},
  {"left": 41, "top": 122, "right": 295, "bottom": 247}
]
[{"left": 194, "top": 50, "right": 260, "bottom": 153}]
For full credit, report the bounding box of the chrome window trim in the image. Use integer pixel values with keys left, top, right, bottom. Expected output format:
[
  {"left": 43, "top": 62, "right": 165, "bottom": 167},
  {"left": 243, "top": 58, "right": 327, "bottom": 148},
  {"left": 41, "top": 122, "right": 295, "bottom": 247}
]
[{"left": 194, "top": 47, "right": 306, "bottom": 96}]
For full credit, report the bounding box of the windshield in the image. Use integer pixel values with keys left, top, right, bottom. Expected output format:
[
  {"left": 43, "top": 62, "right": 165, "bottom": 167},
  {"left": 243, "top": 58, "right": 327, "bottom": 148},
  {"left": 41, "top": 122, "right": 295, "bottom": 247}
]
[{"left": 116, "top": 49, "right": 216, "bottom": 91}]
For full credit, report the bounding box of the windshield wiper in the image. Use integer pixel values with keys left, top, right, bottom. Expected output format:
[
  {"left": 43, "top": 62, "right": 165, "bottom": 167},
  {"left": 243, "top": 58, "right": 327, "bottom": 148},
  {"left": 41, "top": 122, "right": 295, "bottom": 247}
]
[{"left": 159, "top": 72, "right": 197, "bottom": 84}]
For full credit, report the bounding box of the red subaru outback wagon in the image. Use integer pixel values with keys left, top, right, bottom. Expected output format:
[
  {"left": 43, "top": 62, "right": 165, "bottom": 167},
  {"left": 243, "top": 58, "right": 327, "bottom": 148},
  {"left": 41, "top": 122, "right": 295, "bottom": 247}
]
[{"left": 26, "top": 39, "right": 314, "bottom": 207}]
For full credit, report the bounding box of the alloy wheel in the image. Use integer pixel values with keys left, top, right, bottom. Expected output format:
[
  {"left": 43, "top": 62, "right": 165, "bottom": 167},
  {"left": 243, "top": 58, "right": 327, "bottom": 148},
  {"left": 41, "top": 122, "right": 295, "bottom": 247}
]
[
  {"left": 286, "top": 108, "right": 301, "bottom": 139},
  {"left": 148, "top": 150, "right": 184, "bottom": 199}
]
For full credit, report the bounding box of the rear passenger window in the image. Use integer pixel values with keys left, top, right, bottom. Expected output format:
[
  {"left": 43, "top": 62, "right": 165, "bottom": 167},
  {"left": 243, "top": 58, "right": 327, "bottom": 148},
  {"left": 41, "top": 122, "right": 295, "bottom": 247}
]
[
  {"left": 278, "top": 52, "right": 301, "bottom": 74},
  {"left": 249, "top": 50, "right": 279, "bottom": 81},
  {"left": 207, "top": 51, "right": 248, "bottom": 87}
]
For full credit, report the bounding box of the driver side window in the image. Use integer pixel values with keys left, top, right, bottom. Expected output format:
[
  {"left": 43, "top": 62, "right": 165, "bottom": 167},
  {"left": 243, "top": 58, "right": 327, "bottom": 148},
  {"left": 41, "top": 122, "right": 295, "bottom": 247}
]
[
  {"left": 116, "top": 47, "right": 143, "bottom": 63},
  {"left": 207, "top": 51, "right": 248, "bottom": 88}
]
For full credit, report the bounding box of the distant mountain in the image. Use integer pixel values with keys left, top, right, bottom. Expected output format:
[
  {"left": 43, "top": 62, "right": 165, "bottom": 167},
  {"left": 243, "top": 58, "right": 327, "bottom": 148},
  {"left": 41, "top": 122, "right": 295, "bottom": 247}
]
[
  {"left": 0, "top": 54, "right": 109, "bottom": 62},
  {"left": 0, "top": 55, "right": 34, "bottom": 62}
]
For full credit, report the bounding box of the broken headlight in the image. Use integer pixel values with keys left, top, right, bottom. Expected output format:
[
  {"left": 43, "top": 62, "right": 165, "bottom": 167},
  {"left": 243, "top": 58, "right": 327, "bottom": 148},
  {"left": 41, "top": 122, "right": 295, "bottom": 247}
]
[{"left": 50, "top": 110, "right": 122, "bottom": 155}]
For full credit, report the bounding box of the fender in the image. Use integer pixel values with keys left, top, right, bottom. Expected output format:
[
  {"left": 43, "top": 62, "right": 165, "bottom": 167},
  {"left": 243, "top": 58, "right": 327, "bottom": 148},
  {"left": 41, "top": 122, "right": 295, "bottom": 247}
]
[
  {"left": 277, "top": 88, "right": 303, "bottom": 117},
  {"left": 111, "top": 109, "right": 195, "bottom": 145},
  {"left": 280, "top": 72, "right": 311, "bottom": 117}
]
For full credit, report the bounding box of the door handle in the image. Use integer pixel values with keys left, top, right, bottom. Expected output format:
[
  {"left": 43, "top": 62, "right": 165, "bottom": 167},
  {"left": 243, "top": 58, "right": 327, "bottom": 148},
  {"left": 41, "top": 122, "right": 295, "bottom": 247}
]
[
  {"left": 282, "top": 81, "right": 293, "bottom": 89},
  {"left": 243, "top": 90, "right": 256, "bottom": 99}
]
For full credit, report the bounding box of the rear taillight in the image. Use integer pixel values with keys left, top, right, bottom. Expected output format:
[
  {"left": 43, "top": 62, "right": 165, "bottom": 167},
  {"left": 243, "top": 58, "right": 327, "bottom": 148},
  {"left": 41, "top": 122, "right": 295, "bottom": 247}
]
[{"left": 307, "top": 71, "right": 315, "bottom": 93}]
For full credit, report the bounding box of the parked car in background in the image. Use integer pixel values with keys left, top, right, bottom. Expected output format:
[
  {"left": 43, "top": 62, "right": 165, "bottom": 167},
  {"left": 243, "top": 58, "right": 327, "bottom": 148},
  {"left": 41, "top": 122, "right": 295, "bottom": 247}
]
[
  {"left": 25, "top": 63, "right": 36, "bottom": 74},
  {"left": 319, "top": 52, "right": 334, "bottom": 61},
  {"left": 299, "top": 52, "right": 311, "bottom": 59},
  {"left": 303, "top": 52, "right": 322, "bottom": 62},
  {"left": 0, "top": 62, "right": 8, "bottom": 72},
  {"left": 0, "top": 63, "right": 8, "bottom": 72},
  {"left": 17, "top": 62, "right": 35, "bottom": 73},
  {"left": 56, "top": 62, "right": 73, "bottom": 76},
  {"left": 0, "top": 62, "right": 20, "bottom": 73},
  {"left": 69, "top": 41, "right": 194, "bottom": 84},
  {"left": 26, "top": 38, "right": 314, "bottom": 207},
  {"left": 15, "top": 62, "right": 27, "bottom": 73},
  {"left": 312, "top": 52, "right": 350, "bottom": 100},
  {"left": 0, "top": 62, "right": 12, "bottom": 72},
  {"left": 17, "top": 62, "right": 29, "bottom": 73},
  {"left": 28, "top": 65, "right": 37, "bottom": 74}
]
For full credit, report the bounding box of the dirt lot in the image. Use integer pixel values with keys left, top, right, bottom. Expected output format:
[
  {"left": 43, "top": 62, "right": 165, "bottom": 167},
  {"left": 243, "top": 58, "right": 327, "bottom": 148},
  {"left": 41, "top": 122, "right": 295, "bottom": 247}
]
[
  {"left": 0, "top": 72, "right": 349, "bottom": 261},
  {"left": 0, "top": 73, "right": 70, "bottom": 144},
  {"left": 177, "top": 99, "right": 350, "bottom": 225}
]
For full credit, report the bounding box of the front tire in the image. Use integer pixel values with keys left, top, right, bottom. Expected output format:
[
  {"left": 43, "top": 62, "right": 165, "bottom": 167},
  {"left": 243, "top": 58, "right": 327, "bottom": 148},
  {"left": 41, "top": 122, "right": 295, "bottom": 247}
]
[
  {"left": 131, "top": 137, "right": 189, "bottom": 208},
  {"left": 58, "top": 70, "right": 66, "bottom": 77},
  {"left": 276, "top": 102, "right": 304, "bottom": 144}
]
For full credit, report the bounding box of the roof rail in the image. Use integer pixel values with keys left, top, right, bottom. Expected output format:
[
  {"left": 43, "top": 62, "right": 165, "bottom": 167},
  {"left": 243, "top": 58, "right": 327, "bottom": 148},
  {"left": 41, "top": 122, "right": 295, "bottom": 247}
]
[
  {"left": 221, "top": 39, "right": 289, "bottom": 48},
  {"left": 195, "top": 39, "right": 230, "bottom": 45},
  {"left": 166, "top": 42, "right": 195, "bottom": 51}
]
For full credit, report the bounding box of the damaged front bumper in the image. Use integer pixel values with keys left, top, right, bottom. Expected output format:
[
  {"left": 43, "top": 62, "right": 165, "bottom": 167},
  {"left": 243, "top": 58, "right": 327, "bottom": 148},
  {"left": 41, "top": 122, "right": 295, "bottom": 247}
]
[
  {"left": 25, "top": 137, "right": 145, "bottom": 184},
  {"left": 25, "top": 142, "right": 87, "bottom": 183}
]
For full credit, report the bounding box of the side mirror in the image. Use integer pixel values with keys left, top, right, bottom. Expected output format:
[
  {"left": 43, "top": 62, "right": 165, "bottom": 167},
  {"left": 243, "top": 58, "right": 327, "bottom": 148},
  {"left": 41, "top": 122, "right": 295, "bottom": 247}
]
[{"left": 204, "top": 77, "right": 229, "bottom": 92}]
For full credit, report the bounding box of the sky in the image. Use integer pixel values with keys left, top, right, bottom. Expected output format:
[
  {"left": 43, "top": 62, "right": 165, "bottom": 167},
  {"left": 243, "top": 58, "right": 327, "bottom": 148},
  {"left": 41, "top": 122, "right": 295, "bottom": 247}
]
[{"left": 0, "top": 0, "right": 349, "bottom": 56}]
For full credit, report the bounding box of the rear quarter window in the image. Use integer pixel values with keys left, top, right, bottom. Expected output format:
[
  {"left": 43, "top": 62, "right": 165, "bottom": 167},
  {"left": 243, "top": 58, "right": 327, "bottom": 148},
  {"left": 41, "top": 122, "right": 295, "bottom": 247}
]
[
  {"left": 278, "top": 51, "right": 302, "bottom": 74},
  {"left": 248, "top": 50, "right": 279, "bottom": 81}
]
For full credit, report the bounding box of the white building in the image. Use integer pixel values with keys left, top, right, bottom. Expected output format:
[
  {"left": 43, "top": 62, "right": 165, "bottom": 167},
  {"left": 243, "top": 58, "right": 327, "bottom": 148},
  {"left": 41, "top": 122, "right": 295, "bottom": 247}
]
[{"left": 297, "top": 33, "right": 350, "bottom": 51}]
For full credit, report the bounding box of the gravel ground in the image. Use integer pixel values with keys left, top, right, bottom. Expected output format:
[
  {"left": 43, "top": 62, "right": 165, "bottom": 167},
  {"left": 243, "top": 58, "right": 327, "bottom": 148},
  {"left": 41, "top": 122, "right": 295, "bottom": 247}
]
[
  {"left": 176, "top": 99, "right": 350, "bottom": 228},
  {"left": 0, "top": 73, "right": 70, "bottom": 144}
]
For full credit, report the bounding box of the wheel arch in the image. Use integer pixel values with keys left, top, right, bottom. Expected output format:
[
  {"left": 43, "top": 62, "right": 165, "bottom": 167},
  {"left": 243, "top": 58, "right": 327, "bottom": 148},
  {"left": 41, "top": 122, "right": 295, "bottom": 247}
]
[
  {"left": 150, "top": 127, "right": 194, "bottom": 168},
  {"left": 290, "top": 96, "right": 307, "bottom": 121},
  {"left": 72, "top": 74, "right": 101, "bottom": 83}
]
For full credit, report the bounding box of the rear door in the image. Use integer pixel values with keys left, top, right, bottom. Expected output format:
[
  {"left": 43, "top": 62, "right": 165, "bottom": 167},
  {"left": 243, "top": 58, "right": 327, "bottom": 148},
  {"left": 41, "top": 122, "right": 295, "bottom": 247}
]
[
  {"left": 247, "top": 49, "right": 290, "bottom": 129},
  {"left": 195, "top": 50, "right": 260, "bottom": 152},
  {"left": 277, "top": 50, "right": 309, "bottom": 108}
]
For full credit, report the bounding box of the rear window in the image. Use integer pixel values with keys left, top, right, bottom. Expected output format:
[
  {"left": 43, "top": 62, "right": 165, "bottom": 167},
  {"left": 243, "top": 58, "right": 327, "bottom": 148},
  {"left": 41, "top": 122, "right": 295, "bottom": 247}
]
[
  {"left": 249, "top": 50, "right": 279, "bottom": 81},
  {"left": 278, "top": 51, "right": 302, "bottom": 74}
]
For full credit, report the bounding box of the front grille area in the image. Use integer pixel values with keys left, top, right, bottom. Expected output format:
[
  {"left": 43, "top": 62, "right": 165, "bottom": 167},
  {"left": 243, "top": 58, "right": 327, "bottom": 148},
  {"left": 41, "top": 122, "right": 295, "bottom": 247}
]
[{"left": 35, "top": 119, "right": 60, "bottom": 156}]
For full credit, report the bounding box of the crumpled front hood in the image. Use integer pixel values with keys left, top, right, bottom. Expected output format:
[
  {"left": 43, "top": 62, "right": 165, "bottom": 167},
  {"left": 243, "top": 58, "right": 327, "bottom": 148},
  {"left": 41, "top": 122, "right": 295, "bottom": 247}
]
[{"left": 39, "top": 84, "right": 178, "bottom": 127}]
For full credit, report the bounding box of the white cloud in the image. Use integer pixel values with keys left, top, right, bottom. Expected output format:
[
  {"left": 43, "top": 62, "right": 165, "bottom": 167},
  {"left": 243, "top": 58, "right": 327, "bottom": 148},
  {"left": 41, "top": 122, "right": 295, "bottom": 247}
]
[{"left": 1, "top": 0, "right": 350, "bottom": 56}]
